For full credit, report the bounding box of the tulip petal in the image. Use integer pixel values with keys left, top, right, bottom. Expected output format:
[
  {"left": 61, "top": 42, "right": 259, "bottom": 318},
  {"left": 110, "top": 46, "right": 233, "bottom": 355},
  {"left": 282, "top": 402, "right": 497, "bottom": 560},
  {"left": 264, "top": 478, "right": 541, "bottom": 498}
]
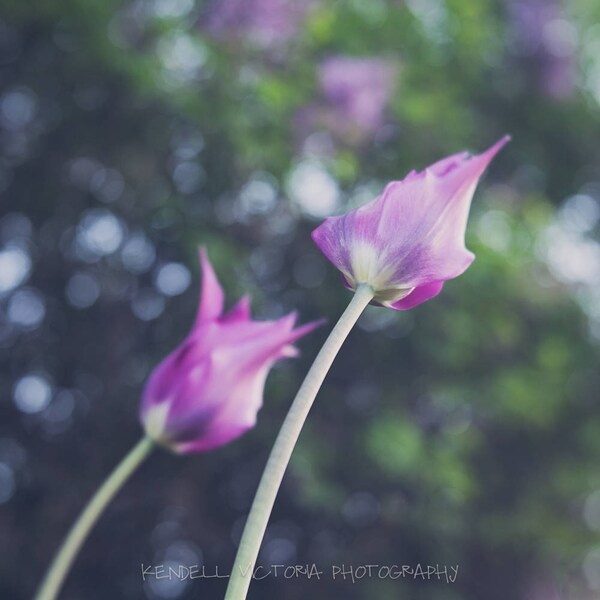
[
  {"left": 389, "top": 280, "right": 445, "bottom": 310},
  {"left": 278, "top": 317, "right": 326, "bottom": 358},
  {"left": 222, "top": 294, "right": 252, "bottom": 323},
  {"left": 174, "top": 365, "right": 270, "bottom": 453},
  {"left": 196, "top": 248, "right": 225, "bottom": 324},
  {"left": 428, "top": 151, "right": 470, "bottom": 176},
  {"left": 285, "top": 318, "right": 326, "bottom": 343},
  {"left": 213, "top": 314, "right": 324, "bottom": 371}
]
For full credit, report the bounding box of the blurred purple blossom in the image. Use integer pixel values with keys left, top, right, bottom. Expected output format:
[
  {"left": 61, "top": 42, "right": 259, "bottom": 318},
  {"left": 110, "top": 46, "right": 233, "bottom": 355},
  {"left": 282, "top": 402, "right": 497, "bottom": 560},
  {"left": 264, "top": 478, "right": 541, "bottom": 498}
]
[
  {"left": 205, "top": 0, "right": 313, "bottom": 48},
  {"left": 318, "top": 56, "right": 397, "bottom": 137},
  {"left": 508, "top": 0, "right": 578, "bottom": 100}
]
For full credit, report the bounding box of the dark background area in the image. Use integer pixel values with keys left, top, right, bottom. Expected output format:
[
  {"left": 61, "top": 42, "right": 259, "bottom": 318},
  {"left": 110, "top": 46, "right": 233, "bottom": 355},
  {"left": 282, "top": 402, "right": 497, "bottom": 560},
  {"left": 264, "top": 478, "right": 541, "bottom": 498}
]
[{"left": 1, "top": 0, "right": 600, "bottom": 599}]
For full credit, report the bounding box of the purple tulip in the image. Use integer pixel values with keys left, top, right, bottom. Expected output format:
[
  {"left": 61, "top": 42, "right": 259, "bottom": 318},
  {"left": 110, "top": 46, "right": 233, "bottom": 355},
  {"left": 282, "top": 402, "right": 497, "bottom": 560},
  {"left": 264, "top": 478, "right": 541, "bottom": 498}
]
[
  {"left": 311, "top": 137, "right": 510, "bottom": 310},
  {"left": 139, "top": 249, "right": 320, "bottom": 453}
]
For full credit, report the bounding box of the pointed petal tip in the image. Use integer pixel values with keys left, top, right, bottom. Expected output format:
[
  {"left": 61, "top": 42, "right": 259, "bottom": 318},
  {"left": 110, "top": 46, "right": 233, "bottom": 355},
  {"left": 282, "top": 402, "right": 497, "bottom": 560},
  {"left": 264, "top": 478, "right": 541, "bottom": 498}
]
[
  {"left": 454, "top": 135, "right": 510, "bottom": 182},
  {"left": 196, "top": 245, "right": 225, "bottom": 324},
  {"left": 278, "top": 310, "right": 299, "bottom": 329},
  {"left": 197, "top": 245, "right": 211, "bottom": 274},
  {"left": 238, "top": 294, "right": 252, "bottom": 312},
  {"left": 197, "top": 246, "right": 212, "bottom": 272},
  {"left": 481, "top": 134, "right": 511, "bottom": 159},
  {"left": 279, "top": 318, "right": 326, "bottom": 359},
  {"left": 221, "top": 294, "right": 252, "bottom": 323},
  {"left": 293, "top": 317, "right": 327, "bottom": 338}
]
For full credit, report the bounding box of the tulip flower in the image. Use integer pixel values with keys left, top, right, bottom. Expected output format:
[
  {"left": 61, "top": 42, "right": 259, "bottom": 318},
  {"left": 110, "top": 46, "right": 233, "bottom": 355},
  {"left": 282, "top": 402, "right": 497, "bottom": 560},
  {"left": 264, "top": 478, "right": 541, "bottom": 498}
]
[
  {"left": 224, "top": 138, "right": 511, "bottom": 600},
  {"left": 140, "top": 248, "right": 321, "bottom": 454},
  {"left": 35, "top": 248, "right": 320, "bottom": 600},
  {"left": 311, "top": 136, "right": 510, "bottom": 309}
]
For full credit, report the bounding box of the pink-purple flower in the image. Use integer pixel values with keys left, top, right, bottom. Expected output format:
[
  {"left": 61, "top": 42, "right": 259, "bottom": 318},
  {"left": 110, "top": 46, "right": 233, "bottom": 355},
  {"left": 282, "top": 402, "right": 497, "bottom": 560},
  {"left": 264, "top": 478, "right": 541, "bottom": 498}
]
[
  {"left": 139, "top": 249, "right": 320, "bottom": 454},
  {"left": 318, "top": 56, "right": 397, "bottom": 137},
  {"left": 205, "top": 0, "right": 312, "bottom": 48},
  {"left": 311, "top": 137, "right": 510, "bottom": 310},
  {"left": 508, "top": 0, "right": 577, "bottom": 100}
]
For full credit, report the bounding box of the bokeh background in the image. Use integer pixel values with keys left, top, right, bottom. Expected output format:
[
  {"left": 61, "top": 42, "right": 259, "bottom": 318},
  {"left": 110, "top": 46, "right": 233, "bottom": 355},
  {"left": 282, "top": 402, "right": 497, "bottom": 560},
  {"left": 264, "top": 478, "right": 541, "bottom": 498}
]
[{"left": 1, "top": 0, "right": 600, "bottom": 599}]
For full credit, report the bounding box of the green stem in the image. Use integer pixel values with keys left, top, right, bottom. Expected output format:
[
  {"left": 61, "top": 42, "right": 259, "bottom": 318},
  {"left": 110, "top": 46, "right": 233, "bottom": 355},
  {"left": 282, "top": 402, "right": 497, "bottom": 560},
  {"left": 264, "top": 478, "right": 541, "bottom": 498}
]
[
  {"left": 35, "top": 436, "right": 154, "bottom": 600},
  {"left": 224, "top": 284, "right": 374, "bottom": 600}
]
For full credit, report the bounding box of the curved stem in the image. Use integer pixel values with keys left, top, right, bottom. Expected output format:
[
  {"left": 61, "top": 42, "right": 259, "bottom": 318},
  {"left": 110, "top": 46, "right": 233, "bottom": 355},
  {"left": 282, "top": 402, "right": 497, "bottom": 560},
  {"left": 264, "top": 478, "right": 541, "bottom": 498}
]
[
  {"left": 35, "top": 436, "right": 154, "bottom": 600},
  {"left": 224, "top": 284, "right": 374, "bottom": 600}
]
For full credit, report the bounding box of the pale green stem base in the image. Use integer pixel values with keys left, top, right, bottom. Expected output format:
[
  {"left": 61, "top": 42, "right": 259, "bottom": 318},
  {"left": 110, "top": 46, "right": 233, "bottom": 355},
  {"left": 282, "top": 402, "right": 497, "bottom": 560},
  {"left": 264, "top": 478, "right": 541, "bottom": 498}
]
[
  {"left": 224, "top": 284, "right": 374, "bottom": 600},
  {"left": 35, "top": 436, "right": 154, "bottom": 600}
]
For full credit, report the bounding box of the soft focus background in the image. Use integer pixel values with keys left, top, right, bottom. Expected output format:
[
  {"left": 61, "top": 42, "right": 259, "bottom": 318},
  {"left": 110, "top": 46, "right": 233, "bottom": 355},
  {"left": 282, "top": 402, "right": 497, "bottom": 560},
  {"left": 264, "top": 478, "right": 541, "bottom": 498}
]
[{"left": 1, "top": 1, "right": 600, "bottom": 599}]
